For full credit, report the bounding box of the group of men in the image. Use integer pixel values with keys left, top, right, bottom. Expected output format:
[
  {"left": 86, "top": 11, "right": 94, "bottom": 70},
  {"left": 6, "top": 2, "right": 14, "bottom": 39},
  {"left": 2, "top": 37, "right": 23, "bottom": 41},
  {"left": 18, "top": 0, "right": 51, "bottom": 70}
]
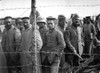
[
  {"left": 1, "top": 16, "right": 42, "bottom": 73},
  {"left": 0, "top": 13, "right": 100, "bottom": 73}
]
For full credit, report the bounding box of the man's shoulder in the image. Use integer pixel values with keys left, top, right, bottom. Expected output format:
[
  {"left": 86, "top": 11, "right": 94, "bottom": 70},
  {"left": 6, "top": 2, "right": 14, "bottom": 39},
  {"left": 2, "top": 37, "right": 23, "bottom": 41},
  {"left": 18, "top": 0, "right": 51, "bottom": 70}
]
[
  {"left": 54, "top": 29, "right": 63, "bottom": 36},
  {"left": 12, "top": 26, "right": 21, "bottom": 34},
  {"left": 65, "top": 26, "right": 72, "bottom": 31}
]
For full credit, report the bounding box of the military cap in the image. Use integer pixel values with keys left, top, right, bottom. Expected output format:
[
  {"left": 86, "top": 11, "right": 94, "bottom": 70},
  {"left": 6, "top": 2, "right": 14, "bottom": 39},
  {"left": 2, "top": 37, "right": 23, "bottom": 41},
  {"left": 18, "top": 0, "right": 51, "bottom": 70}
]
[
  {"left": 22, "top": 17, "right": 30, "bottom": 20},
  {"left": 86, "top": 16, "right": 91, "bottom": 19},
  {"left": 4, "top": 16, "right": 13, "bottom": 20},
  {"left": 46, "top": 16, "right": 56, "bottom": 20},
  {"left": 58, "top": 15, "right": 65, "bottom": 19},
  {"left": 72, "top": 14, "right": 79, "bottom": 19},
  {"left": 37, "top": 19, "right": 46, "bottom": 23}
]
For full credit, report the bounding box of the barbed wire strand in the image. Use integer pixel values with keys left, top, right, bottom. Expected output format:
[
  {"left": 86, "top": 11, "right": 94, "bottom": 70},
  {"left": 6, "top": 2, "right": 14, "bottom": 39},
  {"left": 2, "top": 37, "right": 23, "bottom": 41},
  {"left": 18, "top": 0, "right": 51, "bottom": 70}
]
[
  {"left": 0, "top": 4, "right": 100, "bottom": 11},
  {"left": 0, "top": 43, "right": 100, "bottom": 56},
  {"left": 0, "top": 61, "right": 99, "bottom": 69},
  {"left": 19, "top": 9, "right": 30, "bottom": 17}
]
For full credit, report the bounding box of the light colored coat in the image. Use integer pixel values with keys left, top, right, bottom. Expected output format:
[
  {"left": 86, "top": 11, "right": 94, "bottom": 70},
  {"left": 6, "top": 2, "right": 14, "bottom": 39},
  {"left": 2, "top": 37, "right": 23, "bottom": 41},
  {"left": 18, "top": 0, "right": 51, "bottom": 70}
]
[
  {"left": 77, "top": 26, "right": 84, "bottom": 55},
  {"left": 20, "top": 24, "right": 42, "bottom": 73}
]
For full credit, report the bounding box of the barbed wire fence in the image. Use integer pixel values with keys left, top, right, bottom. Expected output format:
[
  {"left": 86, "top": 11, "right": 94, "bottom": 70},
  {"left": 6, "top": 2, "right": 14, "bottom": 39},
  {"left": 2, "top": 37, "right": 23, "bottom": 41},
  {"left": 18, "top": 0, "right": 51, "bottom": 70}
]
[{"left": 0, "top": 4, "right": 100, "bottom": 73}]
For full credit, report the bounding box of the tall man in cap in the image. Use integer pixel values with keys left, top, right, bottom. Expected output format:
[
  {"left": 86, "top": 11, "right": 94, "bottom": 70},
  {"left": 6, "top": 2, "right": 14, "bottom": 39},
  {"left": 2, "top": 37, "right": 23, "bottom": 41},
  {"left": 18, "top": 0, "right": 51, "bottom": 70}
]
[
  {"left": 20, "top": 17, "right": 42, "bottom": 73},
  {"left": 41, "top": 16, "right": 65, "bottom": 73},
  {"left": 56, "top": 15, "right": 66, "bottom": 73},
  {"left": 1, "top": 16, "right": 21, "bottom": 73},
  {"left": 64, "top": 14, "right": 84, "bottom": 72}
]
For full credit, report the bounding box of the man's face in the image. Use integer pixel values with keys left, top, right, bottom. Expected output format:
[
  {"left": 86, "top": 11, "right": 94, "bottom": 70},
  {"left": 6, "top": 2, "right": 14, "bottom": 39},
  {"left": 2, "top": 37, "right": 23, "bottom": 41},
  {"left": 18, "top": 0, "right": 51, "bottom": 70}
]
[
  {"left": 4, "top": 18, "right": 12, "bottom": 29},
  {"left": 17, "top": 19, "right": 23, "bottom": 27},
  {"left": 72, "top": 18, "right": 80, "bottom": 27},
  {"left": 37, "top": 22, "right": 45, "bottom": 29},
  {"left": 23, "top": 19, "right": 30, "bottom": 29},
  {"left": 4, "top": 18, "right": 12, "bottom": 26},
  {"left": 58, "top": 18, "right": 65, "bottom": 28},
  {"left": 47, "top": 20, "right": 55, "bottom": 30}
]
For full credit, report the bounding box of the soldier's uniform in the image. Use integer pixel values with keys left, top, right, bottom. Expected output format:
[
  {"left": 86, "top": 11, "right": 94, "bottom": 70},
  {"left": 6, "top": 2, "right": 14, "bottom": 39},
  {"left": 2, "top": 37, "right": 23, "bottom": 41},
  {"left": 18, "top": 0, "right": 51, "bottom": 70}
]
[{"left": 41, "top": 16, "right": 65, "bottom": 73}]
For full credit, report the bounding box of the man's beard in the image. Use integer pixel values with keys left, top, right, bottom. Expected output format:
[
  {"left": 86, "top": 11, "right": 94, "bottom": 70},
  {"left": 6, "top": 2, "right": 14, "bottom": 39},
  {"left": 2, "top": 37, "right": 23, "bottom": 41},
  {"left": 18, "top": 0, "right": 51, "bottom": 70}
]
[
  {"left": 58, "top": 22, "right": 65, "bottom": 28},
  {"left": 5, "top": 25, "right": 12, "bottom": 30},
  {"left": 39, "top": 26, "right": 44, "bottom": 29},
  {"left": 24, "top": 25, "right": 29, "bottom": 29},
  {"left": 19, "top": 26, "right": 24, "bottom": 31}
]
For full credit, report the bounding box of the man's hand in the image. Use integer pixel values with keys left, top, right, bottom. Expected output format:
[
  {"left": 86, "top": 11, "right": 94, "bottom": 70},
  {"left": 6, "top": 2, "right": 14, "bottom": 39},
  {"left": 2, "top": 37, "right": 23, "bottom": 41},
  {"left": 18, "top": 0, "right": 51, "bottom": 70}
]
[
  {"left": 72, "top": 47, "right": 77, "bottom": 54},
  {"left": 73, "top": 47, "right": 83, "bottom": 60}
]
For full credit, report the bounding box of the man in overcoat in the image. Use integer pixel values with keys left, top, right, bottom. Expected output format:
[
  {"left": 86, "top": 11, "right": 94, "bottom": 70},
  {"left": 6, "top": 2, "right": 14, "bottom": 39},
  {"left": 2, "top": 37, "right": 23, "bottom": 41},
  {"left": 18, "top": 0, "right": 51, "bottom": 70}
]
[
  {"left": 41, "top": 16, "right": 65, "bottom": 73},
  {"left": 20, "top": 17, "right": 42, "bottom": 73}
]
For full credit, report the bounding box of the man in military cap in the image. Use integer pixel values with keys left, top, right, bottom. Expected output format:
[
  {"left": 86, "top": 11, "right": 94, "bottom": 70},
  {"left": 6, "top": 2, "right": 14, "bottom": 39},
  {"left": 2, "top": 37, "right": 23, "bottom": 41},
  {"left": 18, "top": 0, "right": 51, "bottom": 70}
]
[
  {"left": 83, "top": 16, "right": 96, "bottom": 56},
  {"left": 56, "top": 15, "right": 66, "bottom": 73},
  {"left": 1, "top": 16, "right": 21, "bottom": 73},
  {"left": 41, "top": 16, "right": 65, "bottom": 73},
  {"left": 20, "top": 17, "right": 42, "bottom": 73},
  {"left": 64, "top": 14, "right": 84, "bottom": 72}
]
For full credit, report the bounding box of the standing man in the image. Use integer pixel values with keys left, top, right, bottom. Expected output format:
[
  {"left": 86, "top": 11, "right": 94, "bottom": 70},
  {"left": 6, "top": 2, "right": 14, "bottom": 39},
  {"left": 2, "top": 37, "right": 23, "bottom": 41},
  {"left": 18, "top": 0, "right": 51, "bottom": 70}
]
[
  {"left": 56, "top": 15, "right": 66, "bottom": 73},
  {"left": 1, "top": 16, "right": 21, "bottom": 73},
  {"left": 64, "top": 14, "right": 83, "bottom": 72},
  {"left": 57, "top": 15, "right": 66, "bottom": 33},
  {"left": 83, "top": 16, "right": 96, "bottom": 56},
  {"left": 20, "top": 17, "right": 42, "bottom": 73},
  {"left": 37, "top": 19, "right": 48, "bottom": 73},
  {"left": 41, "top": 16, "right": 65, "bottom": 73}
]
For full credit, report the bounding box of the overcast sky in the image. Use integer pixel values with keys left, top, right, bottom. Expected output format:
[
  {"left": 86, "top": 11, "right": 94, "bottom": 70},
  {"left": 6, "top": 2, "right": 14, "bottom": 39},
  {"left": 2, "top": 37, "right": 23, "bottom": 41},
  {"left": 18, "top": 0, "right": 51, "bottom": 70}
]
[{"left": 0, "top": 0, "right": 100, "bottom": 18}]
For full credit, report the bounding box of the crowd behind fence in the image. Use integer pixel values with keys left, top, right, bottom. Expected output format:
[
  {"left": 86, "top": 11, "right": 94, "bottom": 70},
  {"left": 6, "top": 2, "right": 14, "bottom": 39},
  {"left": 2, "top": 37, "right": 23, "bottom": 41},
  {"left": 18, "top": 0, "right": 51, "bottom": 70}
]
[{"left": 0, "top": 4, "right": 100, "bottom": 73}]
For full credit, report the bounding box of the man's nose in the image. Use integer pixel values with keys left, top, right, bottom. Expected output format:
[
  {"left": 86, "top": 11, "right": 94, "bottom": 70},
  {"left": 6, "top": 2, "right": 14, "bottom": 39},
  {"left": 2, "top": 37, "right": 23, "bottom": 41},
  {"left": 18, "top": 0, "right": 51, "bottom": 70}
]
[
  {"left": 7, "top": 22, "right": 10, "bottom": 25},
  {"left": 24, "top": 23, "right": 27, "bottom": 25}
]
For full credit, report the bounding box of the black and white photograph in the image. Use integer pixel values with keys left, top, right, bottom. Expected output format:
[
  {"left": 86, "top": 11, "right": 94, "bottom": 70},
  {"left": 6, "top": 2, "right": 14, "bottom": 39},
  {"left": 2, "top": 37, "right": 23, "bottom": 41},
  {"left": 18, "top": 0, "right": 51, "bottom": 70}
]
[{"left": 0, "top": 0, "right": 100, "bottom": 73}]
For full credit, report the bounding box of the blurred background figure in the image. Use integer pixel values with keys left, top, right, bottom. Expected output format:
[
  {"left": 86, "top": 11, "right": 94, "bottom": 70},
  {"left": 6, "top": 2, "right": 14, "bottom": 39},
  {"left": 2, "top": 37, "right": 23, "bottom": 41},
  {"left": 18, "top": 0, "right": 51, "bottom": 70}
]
[
  {"left": 83, "top": 16, "right": 96, "bottom": 57},
  {"left": 15, "top": 18, "right": 24, "bottom": 33}
]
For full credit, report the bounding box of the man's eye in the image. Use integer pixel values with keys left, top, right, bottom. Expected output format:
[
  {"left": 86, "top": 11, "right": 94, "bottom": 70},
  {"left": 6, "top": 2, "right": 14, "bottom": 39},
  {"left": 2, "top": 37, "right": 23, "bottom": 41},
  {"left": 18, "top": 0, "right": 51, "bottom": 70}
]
[
  {"left": 48, "top": 23, "right": 52, "bottom": 25},
  {"left": 23, "top": 22, "right": 28, "bottom": 23},
  {"left": 5, "top": 22, "right": 10, "bottom": 24}
]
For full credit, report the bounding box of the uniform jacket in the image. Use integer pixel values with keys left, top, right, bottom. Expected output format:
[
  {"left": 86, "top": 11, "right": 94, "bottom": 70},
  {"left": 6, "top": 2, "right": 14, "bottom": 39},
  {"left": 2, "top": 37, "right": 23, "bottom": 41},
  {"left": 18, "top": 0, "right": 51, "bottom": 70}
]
[
  {"left": 83, "top": 23, "right": 96, "bottom": 41},
  {"left": 64, "top": 26, "right": 82, "bottom": 54},
  {"left": 41, "top": 28, "right": 65, "bottom": 63}
]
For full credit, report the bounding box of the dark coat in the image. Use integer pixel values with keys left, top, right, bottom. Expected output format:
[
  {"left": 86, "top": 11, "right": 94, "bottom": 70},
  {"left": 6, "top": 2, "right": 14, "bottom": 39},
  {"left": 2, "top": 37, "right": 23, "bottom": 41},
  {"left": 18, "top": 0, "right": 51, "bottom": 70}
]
[{"left": 64, "top": 26, "right": 79, "bottom": 53}]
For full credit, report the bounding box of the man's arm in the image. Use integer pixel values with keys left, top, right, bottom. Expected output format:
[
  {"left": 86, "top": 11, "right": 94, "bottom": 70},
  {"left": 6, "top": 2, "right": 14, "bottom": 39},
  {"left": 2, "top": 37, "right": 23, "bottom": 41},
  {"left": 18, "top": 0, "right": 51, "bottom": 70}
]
[
  {"left": 64, "top": 28, "right": 76, "bottom": 53},
  {"left": 35, "top": 29, "right": 43, "bottom": 51},
  {"left": 1, "top": 29, "right": 6, "bottom": 52},
  {"left": 56, "top": 31, "right": 66, "bottom": 52},
  {"left": 14, "top": 28, "right": 21, "bottom": 51}
]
